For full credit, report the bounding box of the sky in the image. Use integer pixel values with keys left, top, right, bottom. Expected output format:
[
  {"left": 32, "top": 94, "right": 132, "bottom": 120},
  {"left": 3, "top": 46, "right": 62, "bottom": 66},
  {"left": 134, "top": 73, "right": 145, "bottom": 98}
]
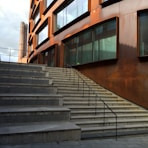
[{"left": 0, "top": 0, "right": 30, "bottom": 61}]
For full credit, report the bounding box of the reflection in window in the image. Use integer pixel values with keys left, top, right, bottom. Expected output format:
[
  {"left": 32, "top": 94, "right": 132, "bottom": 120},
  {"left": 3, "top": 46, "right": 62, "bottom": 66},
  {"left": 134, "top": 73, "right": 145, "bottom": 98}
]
[
  {"left": 64, "top": 18, "right": 117, "bottom": 66},
  {"left": 38, "top": 25, "right": 48, "bottom": 45},
  {"left": 55, "top": 0, "right": 88, "bottom": 31},
  {"left": 45, "top": 0, "right": 54, "bottom": 8},
  {"left": 43, "top": 47, "right": 55, "bottom": 67},
  {"left": 34, "top": 9, "right": 40, "bottom": 25},
  {"left": 138, "top": 11, "right": 148, "bottom": 56}
]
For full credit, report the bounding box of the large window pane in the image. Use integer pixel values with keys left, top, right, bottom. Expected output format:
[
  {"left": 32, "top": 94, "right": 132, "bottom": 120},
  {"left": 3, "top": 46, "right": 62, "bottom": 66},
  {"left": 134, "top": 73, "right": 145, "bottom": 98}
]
[
  {"left": 77, "top": 0, "right": 88, "bottom": 16},
  {"left": 55, "top": 0, "right": 88, "bottom": 31},
  {"left": 46, "top": 0, "right": 53, "bottom": 7},
  {"left": 138, "top": 11, "right": 148, "bottom": 56},
  {"left": 64, "top": 18, "right": 117, "bottom": 66},
  {"left": 67, "top": 1, "right": 77, "bottom": 24},
  {"left": 38, "top": 25, "right": 48, "bottom": 45},
  {"left": 34, "top": 10, "right": 40, "bottom": 25}
]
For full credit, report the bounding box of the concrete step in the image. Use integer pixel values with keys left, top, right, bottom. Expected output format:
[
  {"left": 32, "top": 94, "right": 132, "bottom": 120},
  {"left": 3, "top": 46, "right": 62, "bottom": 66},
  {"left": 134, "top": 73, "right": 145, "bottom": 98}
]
[
  {"left": 0, "top": 62, "right": 44, "bottom": 71},
  {"left": 0, "top": 106, "right": 70, "bottom": 124},
  {"left": 76, "top": 118, "right": 148, "bottom": 128},
  {"left": 0, "top": 68, "right": 49, "bottom": 78},
  {"left": 0, "top": 121, "right": 81, "bottom": 145},
  {"left": 58, "top": 87, "right": 106, "bottom": 92},
  {"left": 53, "top": 83, "right": 100, "bottom": 88},
  {"left": 71, "top": 114, "right": 148, "bottom": 122},
  {"left": 69, "top": 105, "right": 140, "bottom": 111},
  {"left": 0, "top": 84, "right": 57, "bottom": 94},
  {"left": 63, "top": 101, "right": 131, "bottom": 106},
  {"left": 81, "top": 124, "right": 148, "bottom": 139},
  {"left": 63, "top": 95, "right": 120, "bottom": 100},
  {"left": 0, "top": 75, "right": 50, "bottom": 85},
  {"left": 63, "top": 97, "right": 125, "bottom": 102},
  {"left": 58, "top": 91, "right": 113, "bottom": 96},
  {"left": 0, "top": 94, "right": 63, "bottom": 106},
  {"left": 71, "top": 110, "right": 148, "bottom": 116}
]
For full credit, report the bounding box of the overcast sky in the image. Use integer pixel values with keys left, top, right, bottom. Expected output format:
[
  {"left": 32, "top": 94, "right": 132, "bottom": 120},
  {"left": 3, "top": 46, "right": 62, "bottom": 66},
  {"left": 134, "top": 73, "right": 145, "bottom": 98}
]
[{"left": 0, "top": 0, "right": 30, "bottom": 51}]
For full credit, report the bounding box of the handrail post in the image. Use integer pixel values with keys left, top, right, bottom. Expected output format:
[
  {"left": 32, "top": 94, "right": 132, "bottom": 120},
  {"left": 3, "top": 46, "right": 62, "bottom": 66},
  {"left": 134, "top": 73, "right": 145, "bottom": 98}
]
[
  {"left": 104, "top": 104, "right": 105, "bottom": 125},
  {"left": 116, "top": 115, "right": 118, "bottom": 141},
  {"left": 65, "top": 64, "right": 118, "bottom": 140}
]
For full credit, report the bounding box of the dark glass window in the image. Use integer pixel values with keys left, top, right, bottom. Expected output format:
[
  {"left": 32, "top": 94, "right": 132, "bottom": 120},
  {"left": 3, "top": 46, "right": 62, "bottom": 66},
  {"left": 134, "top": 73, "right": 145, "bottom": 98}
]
[
  {"left": 55, "top": 0, "right": 88, "bottom": 31},
  {"left": 138, "top": 11, "right": 148, "bottom": 56},
  {"left": 64, "top": 18, "right": 117, "bottom": 66},
  {"left": 42, "top": 47, "right": 55, "bottom": 67}
]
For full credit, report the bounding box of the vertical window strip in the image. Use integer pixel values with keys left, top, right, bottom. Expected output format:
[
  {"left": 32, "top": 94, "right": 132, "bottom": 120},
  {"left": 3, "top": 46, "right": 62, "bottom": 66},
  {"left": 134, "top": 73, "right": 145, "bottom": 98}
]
[
  {"left": 138, "top": 11, "right": 148, "bottom": 56},
  {"left": 38, "top": 25, "right": 48, "bottom": 45}
]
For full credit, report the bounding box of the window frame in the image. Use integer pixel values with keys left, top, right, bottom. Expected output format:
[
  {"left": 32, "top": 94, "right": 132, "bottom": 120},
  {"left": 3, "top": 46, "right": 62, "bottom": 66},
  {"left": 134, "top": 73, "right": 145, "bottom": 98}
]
[
  {"left": 36, "top": 18, "right": 49, "bottom": 49},
  {"left": 63, "top": 17, "right": 119, "bottom": 66},
  {"left": 53, "top": 0, "right": 90, "bottom": 35},
  {"left": 100, "top": 0, "right": 122, "bottom": 8},
  {"left": 43, "top": 0, "right": 57, "bottom": 15},
  {"left": 137, "top": 9, "right": 148, "bottom": 60},
  {"left": 32, "top": 4, "right": 41, "bottom": 32}
]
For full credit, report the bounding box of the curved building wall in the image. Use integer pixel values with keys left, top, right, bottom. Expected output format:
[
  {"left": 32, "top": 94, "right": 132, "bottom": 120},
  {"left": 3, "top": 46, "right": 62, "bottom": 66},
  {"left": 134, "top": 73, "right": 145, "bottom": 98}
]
[{"left": 28, "top": 0, "right": 148, "bottom": 109}]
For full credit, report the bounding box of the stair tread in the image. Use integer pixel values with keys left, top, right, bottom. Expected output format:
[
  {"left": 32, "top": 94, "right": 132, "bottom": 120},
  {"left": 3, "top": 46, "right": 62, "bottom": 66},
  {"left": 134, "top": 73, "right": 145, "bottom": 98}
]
[
  {"left": 71, "top": 113, "right": 148, "bottom": 119},
  {"left": 0, "top": 93, "right": 61, "bottom": 97},
  {"left": 0, "top": 106, "right": 69, "bottom": 113},
  {"left": 76, "top": 118, "right": 148, "bottom": 124},
  {"left": 0, "top": 121, "right": 80, "bottom": 135},
  {"left": 71, "top": 109, "right": 147, "bottom": 113},
  {"left": 82, "top": 123, "right": 148, "bottom": 132}
]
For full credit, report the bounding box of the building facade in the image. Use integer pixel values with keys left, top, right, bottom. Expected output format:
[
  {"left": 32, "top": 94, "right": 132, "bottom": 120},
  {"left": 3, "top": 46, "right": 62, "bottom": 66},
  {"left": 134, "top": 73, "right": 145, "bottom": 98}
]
[{"left": 27, "top": 0, "right": 148, "bottom": 109}]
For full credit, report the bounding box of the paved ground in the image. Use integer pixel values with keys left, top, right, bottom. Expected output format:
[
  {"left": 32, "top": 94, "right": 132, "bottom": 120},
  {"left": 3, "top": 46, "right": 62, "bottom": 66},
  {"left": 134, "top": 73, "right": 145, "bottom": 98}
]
[{"left": 1, "top": 134, "right": 148, "bottom": 148}]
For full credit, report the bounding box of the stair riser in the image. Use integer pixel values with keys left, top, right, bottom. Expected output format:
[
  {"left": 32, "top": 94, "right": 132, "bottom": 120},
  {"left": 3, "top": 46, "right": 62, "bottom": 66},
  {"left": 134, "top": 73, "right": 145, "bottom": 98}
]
[
  {"left": 0, "top": 111, "right": 70, "bottom": 124},
  {"left": 0, "top": 129, "right": 80, "bottom": 145},
  {"left": 71, "top": 116, "right": 148, "bottom": 122},
  {"left": 77, "top": 121, "right": 148, "bottom": 128},
  {"left": 0, "top": 98, "right": 62, "bottom": 106},
  {"left": 0, "top": 63, "right": 43, "bottom": 71},
  {"left": 0, "top": 87, "right": 57, "bottom": 94},
  {"left": 64, "top": 102, "right": 131, "bottom": 106},
  {"left": 71, "top": 112, "right": 147, "bottom": 116},
  {"left": 0, "top": 70, "right": 48, "bottom": 78},
  {"left": 82, "top": 127, "right": 148, "bottom": 139},
  {"left": 69, "top": 107, "right": 139, "bottom": 111},
  {"left": 0, "top": 77, "right": 50, "bottom": 85}
]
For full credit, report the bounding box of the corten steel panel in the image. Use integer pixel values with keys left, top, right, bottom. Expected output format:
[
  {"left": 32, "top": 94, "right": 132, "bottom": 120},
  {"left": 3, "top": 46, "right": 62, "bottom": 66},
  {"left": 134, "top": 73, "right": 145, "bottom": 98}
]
[
  {"left": 28, "top": 0, "right": 148, "bottom": 108},
  {"left": 76, "top": 0, "right": 148, "bottom": 109}
]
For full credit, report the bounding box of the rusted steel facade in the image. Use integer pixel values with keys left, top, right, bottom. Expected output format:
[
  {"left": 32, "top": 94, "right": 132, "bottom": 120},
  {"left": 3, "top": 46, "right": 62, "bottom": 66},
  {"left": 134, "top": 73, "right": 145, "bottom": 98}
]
[{"left": 28, "top": 0, "right": 148, "bottom": 109}]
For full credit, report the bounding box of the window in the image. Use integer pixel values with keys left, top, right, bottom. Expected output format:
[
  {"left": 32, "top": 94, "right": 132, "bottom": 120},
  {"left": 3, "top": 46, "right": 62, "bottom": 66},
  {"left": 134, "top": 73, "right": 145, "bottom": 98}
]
[
  {"left": 34, "top": 7, "right": 40, "bottom": 25},
  {"left": 64, "top": 18, "right": 117, "bottom": 66},
  {"left": 55, "top": 0, "right": 88, "bottom": 31},
  {"left": 138, "top": 10, "right": 148, "bottom": 56},
  {"left": 44, "top": 0, "right": 57, "bottom": 14},
  {"left": 37, "top": 24, "right": 48, "bottom": 46},
  {"left": 46, "top": 0, "right": 54, "bottom": 7},
  {"left": 42, "top": 46, "right": 56, "bottom": 67}
]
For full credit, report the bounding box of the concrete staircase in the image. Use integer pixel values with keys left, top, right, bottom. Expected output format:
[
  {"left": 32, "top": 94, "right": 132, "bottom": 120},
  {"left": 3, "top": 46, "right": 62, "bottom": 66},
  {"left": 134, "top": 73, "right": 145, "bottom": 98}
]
[
  {"left": 0, "top": 62, "right": 80, "bottom": 145},
  {"left": 46, "top": 67, "right": 148, "bottom": 139}
]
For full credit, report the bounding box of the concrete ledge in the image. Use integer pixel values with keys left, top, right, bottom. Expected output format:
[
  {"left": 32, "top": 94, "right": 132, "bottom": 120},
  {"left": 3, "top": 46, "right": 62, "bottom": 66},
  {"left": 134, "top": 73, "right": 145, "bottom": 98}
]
[
  {"left": 0, "top": 94, "right": 63, "bottom": 106},
  {"left": 0, "top": 106, "right": 71, "bottom": 124},
  {"left": 0, "top": 122, "right": 81, "bottom": 145},
  {"left": 0, "top": 85, "right": 57, "bottom": 94}
]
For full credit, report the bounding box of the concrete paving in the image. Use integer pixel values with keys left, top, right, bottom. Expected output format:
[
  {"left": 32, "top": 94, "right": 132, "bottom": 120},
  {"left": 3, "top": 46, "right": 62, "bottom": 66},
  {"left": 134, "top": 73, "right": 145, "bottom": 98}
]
[{"left": 1, "top": 134, "right": 148, "bottom": 148}]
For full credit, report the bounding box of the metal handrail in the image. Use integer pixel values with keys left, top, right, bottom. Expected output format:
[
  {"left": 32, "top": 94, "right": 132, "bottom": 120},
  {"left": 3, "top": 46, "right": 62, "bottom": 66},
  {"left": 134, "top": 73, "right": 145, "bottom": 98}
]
[{"left": 64, "top": 64, "right": 118, "bottom": 140}]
